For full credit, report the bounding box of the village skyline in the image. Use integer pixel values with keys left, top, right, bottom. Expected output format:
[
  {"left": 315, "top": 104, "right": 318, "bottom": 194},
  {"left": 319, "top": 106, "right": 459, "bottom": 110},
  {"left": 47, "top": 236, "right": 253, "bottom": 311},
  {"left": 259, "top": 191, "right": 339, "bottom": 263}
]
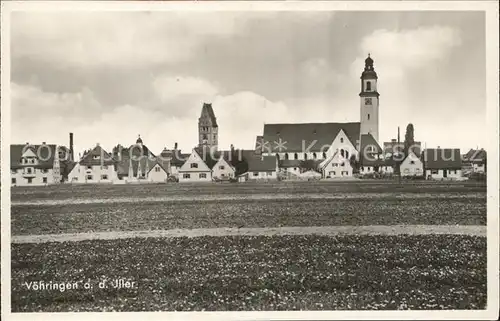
[{"left": 10, "top": 11, "right": 486, "bottom": 156}]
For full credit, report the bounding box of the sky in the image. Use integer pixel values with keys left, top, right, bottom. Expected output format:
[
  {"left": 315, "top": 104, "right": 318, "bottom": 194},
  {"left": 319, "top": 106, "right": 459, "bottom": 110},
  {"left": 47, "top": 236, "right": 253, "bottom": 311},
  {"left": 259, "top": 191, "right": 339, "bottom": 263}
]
[{"left": 10, "top": 10, "right": 486, "bottom": 157}]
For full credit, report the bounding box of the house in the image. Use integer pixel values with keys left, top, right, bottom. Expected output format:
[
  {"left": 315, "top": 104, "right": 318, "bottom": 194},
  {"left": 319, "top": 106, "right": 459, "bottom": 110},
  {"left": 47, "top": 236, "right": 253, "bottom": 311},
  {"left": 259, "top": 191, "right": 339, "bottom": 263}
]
[
  {"left": 244, "top": 155, "right": 278, "bottom": 180},
  {"left": 178, "top": 148, "right": 213, "bottom": 182},
  {"left": 113, "top": 137, "right": 169, "bottom": 183},
  {"left": 383, "top": 139, "right": 421, "bottom": 159},
  {"left": 211, "top": 153, "right": 236, "bottom": 180},
  {"left": 400, "top": 150, "right": 424, "bottom": 177},
  {"left": 10, "top": 142, "right": 69, "bottom": 186},
  {"left": 163, "top": 143, "right": 190, "bottom": 178},
  {"left": 68, "top": 144, "right": 118, "bottom": 184},
  {"left": 319, "top": 150, "right": 354, "bottom": 178},
  {"left": 423, "top": 148, "right": 462, "bottom": 180}
]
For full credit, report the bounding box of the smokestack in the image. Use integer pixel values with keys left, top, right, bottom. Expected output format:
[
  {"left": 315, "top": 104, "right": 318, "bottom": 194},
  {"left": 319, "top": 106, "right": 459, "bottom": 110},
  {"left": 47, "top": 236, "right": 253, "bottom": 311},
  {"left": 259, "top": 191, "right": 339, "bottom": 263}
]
[
  {"left": 174, "top": 142, "right": 178, "bottom": 150},
  {"left": 69, "top": 133, "right": 74, "bottom": 162}
]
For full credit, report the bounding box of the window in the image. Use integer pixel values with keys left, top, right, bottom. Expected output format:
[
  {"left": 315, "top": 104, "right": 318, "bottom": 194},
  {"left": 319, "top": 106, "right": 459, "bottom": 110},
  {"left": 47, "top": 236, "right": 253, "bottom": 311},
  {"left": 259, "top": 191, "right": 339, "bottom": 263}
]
[
  {"left": 27, "top": 178, "right": 33, "bottom": 184},
  {"left": 368, "top": 114, "right": 370, "bottom": 120},
  {"left": 366, "top": 81, "right": 372, "bottom": 91},
  {"left": 340, "top": 149, "right": 345, "bottom": 158},
  {"left": 190, "top": 163, "right": 198, "bottom": 168},
  {"left": 219, "top": 165, "right": 225, "bottom": 170},
  {"left": 43, "top": 177, "right": 47, "bottom": 183},
  {"left": 27, "top": 168, "right": 32, "bottom": 174},
  {"left": 253, "top": 172, "right": 259, "bottom": 176},
  {"left": 294, "top": 153, "right": 298, "bottom": 160},
  {"left": 213, "top": 135, "right": 216, "bottom": 140},
  {"left": 431, "top": 170, "right": 438, "bottom": 175},
  {"left": 100, "top": 174, "right": 108, "bottom": 180},
  {"left": 202, "top": 134, "right": 207, "bottom": 140},
  {"left": 141, "top": 173, "right": 146, "bottom": 178},
  {"left": 93, "top": 155, "right": 100, "bottom": 160},
  {"left": 276, "top": 154, "right": 280, "bottom": 161},
  {"left": 410, "top": 161, "right": 415, "bottom": 165},
  {"left": 341, "top": 162, "right": 345, "bottom": 167},
  {"left": 199, "top": 173, "right": 207, "bottom": 178},
  {"left": 221, "top": 174, "right": 226, "bottom": 177},
  {"left": 313, "top": 153, "right": 317, "bottom": 159},
  {"left": 304, "top": 153, "right": 308, "bottom": 160},
  {"left": 361, "top": 166, "right": 364, "bottom": 171},
  {"left": 323, "top": 152, "right": 327, "bottom": 159},
  {"left": 183, "top": 173, "right": 191, "bottom": 179},
  {"left": 155, "top": 167, "right": 161, "bottom": 172},
  {"left": 87, "top": 175, "right": 93, "bottom": 180},
  {"left": 42, "top": 169, "right": 48, "bottom": 173},
  {"left": 346, "top": 151, "right": 350, "bottom": 159},
  {"left": 340, "top": 137, "right": 344, "bottom": 143},
  {"left": 30, "top": 159, "right": 35, "bottom": 164},
  {"left": 293, "top": 167, "right": 297, "bottom": 171},
  {"left": 12, "top": 178, "right": 16, "bottom": 184},
  {"left": 285, "top": 153, "right": 289, "bottom": 160},
  {"left": 87, "top": 166, "right": 92, "bottom": 170}
]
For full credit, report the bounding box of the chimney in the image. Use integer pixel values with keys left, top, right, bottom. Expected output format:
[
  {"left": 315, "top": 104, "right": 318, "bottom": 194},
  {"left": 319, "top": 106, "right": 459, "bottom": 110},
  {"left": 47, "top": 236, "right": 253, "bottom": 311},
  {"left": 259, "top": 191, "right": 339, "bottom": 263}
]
[
  {"left": 42, "top": 142, "right": 46, "bottom": 145},
  {"left": 174, "top": 142, "right": 178, "bottom": 150},
  {"left": 69, "top": 133, "right": 74, "bottom": 162}
]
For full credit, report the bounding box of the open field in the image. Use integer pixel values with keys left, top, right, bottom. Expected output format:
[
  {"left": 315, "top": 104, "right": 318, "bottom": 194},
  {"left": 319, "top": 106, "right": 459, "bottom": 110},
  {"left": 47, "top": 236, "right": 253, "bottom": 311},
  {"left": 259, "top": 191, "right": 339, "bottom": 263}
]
[
  {"left": 11, "top": 181, "right": 486, "bottom": 235},
  {"left": 11, "top": 234, "right": 486, "bottom": 312},
  {"left": 10, "top": 181, "right": 487, "bottom": 311}
]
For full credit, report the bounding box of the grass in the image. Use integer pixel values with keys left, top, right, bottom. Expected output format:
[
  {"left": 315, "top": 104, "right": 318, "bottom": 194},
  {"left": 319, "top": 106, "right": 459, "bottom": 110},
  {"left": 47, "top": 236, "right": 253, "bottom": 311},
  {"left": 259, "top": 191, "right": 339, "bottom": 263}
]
[
  {"left": 12, "top": 197, "right": 485, "bottom": 235},
  {"left": 11, "top": 234, "right": 486, "bottom": 312}
]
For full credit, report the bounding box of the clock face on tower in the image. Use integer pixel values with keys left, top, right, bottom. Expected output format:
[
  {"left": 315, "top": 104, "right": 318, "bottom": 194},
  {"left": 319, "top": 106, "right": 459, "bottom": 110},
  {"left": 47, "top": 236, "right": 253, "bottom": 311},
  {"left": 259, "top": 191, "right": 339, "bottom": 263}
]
[{"left": 365, "top": 98, "right": 372, "bottom": 105}]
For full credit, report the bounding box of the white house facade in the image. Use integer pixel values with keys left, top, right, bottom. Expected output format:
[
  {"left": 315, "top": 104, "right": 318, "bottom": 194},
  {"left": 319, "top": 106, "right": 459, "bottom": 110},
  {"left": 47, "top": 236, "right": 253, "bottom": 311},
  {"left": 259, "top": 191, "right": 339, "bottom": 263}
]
[
  {"left": 400, "top": 151, "right": 424, "bottom": 177},
  {"left": 68, "top": 144, "right": 118, "bottom": 184},
  {"left": 11, "top": 143, "right": 64, "bottom": 186},
  {"left": 178, "top": 149, "right": 212, "bottom": 182}
]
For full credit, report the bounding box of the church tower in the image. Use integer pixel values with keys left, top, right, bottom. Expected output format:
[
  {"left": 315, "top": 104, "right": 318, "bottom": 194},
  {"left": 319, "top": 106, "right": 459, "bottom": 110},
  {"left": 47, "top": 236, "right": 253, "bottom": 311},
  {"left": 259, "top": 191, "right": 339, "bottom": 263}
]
[
  {"left": 198, "top": 102, "right": 218, "bottom": 151},
  {"left": 359, "top": 54, "right": 380, "bottom": 142}
]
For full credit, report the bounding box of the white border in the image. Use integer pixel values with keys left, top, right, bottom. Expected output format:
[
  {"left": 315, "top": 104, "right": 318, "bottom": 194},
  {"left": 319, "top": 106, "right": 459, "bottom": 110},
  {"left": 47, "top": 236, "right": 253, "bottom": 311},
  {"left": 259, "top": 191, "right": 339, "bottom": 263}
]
[{"left": 1, "top": 1, "right": 498, "bottom": 320}]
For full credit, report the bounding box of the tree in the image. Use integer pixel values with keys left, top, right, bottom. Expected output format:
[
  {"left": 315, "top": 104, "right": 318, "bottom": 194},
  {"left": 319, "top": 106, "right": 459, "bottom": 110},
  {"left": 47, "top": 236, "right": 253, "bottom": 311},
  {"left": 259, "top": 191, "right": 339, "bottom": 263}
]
[
  {"left": 230, "top": 145, "right": 248, "bottom": 176},
  {"left": 404, "top": 123, "right": 415, "bottom": 157},
  {"left": 349, "top": 154, "right": 360, "bottom": 173}
]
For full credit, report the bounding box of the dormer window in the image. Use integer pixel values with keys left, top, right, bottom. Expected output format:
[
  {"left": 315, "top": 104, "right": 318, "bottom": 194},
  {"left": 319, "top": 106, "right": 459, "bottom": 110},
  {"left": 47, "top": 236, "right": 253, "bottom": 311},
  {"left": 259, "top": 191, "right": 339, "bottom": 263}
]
[{"left": 93, "top": 155, "right": 100, "bottom": 160}]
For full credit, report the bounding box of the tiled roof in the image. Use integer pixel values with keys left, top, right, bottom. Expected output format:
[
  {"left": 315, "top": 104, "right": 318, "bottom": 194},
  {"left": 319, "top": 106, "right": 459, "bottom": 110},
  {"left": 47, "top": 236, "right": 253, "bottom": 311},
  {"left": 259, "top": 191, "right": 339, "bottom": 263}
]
[
  {"left": 247, "top": 155, "right": 277, "bottom": 172},
  {"left": 463, "top": 149, "right": 486, "bottom": 163},
  {"left": 359, "top": 134, "right": 382, "bottom": 154},
  {"left": 10, "top": 144, "right": 67, "bottom": 169},
  {"left": 279, "top": 159, "right": 302, "bottom": 168},
  {"left": 423, "top": 148, "right": 462, "bottom": 169},
  {"left": 79, "top": 145, "right": 116, "bottom": 166},
  {"left": 200, "top": 103, "right": 218, "bottom": 127},
  {"left": 261, "top": 122, "right": 361, "bottom": 153},
  {"left": 360, "top": 155, "right": 384, "bottom": 166}
]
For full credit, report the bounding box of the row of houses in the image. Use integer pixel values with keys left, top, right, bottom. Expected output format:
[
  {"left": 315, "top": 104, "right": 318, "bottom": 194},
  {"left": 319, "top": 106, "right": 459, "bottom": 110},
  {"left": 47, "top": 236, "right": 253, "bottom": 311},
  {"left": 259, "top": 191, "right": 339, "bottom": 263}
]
[{"left": 9, "top": 131, "right": 486, "bottom": 187}]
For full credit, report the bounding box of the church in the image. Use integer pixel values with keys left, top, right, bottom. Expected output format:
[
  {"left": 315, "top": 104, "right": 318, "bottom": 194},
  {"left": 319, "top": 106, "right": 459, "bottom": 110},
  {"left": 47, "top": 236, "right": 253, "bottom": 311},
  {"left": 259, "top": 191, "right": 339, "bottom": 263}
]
[
  {"left": 175, "top": 55, "right": 385, "bottom": 181},
  {"left": 255, "top": 54, "right": 383, "bottom": 178}
]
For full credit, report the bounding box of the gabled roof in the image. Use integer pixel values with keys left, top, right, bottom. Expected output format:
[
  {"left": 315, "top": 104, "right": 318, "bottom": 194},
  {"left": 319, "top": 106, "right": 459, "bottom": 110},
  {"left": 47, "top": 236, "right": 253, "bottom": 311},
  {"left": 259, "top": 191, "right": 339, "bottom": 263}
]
[
  {"left": 423, "top": 148, "right": 462, "bottom": 169},
  {"left": 359, "top": 134, "right": 382, "bottom": 154},
  {"left": 200, "top": 103, "right": 218, "bottom": 127},
  {"left": 261, "top": 122, "right": 361, "bottom": 153},
  {"left": 463, "top": 149, "right": 486, "bottom": 163},
  {"left": 247, "top": 155, "right": 277, "bottom": 172},
  {"left": 79, "top": 145, "right": 116, "bottom": 166},
  {"left": 10, "top": 144, "right": 68, "bottom": 169},
  {"left": 161, "top": 149, "right": 190, "bottom": 167}
]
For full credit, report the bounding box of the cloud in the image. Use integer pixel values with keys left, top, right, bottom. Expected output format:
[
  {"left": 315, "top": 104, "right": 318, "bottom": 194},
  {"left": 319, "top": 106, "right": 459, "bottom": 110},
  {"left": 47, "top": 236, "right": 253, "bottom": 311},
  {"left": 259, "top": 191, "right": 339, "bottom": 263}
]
[
  {"left": 11, "top": 12, "right": 242, "bottom": 69},
  {"left": 351, "top": 26, "right": 462, "bottom": 80}
]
